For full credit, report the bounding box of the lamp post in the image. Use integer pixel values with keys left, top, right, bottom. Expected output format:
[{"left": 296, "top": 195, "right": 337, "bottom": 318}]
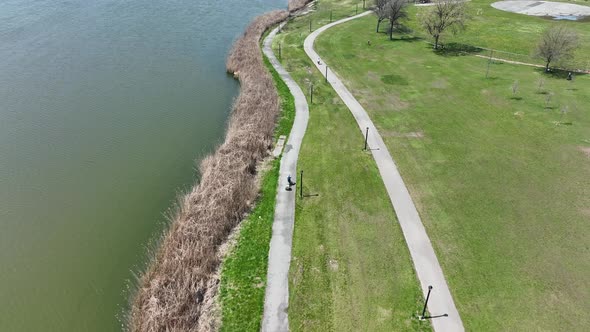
[
  {"left": 420, "top": 286, "right": 433, "bottom": 319},
  {"left": 299, "top": 170, "right": 303, "bottom": 198}
]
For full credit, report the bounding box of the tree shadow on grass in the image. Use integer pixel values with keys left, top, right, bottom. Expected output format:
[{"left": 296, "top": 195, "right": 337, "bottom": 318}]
[
  {"left": 434, "top": 42, "right": 483, "bottom": 57},
  {"left": 378, "top": 33, "right": 423, "bottom": 42},
  {"left": 398, "top": 36, "right": 422, "bottom": 42},
  {"left": 377, "top": 25, "right": 422, "bottom": 42},
  {"left": 535, "top": 67, "right": 588, "bottom": 79}
]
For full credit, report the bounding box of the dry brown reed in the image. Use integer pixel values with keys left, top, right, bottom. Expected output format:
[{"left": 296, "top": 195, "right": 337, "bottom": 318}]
[
  {"left": 128, "top": 9, "right": 288, "bottom": 332},
  {"left": 288, "top": 0, "right": 314, "bottom": 12}
]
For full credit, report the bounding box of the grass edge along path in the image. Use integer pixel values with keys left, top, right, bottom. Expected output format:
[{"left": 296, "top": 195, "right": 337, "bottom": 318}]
[
  {"left": 304, "top": 11, "right": 464, "bottom": 332},
  {"left": 273, "top": 6, "right": 432, "bottom": 331},
  {"left": 218, "top": 52, "right": 296, "bottom": 332}
]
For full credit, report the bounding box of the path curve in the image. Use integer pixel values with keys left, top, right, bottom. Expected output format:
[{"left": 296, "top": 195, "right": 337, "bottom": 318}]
[
  {"left": 304, "top": 11, "right": 465, "bottom": 332},
  {"left": 261, "top": 24, "right": 309, "bottom": 332}
]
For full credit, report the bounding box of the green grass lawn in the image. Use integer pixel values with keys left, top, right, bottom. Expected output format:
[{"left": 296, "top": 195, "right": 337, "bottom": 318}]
[
  {"left": 314, "top": 13, "right": 590, "bottom": 331},
  {"left": 273, "top": 11, "right": 431, "bottom": 332},
  {"left": 311, "top": 0, "right": 590, "bottom": 68},
  {"left": 406, "top": 0, "right": 590, "bottom": 68}
]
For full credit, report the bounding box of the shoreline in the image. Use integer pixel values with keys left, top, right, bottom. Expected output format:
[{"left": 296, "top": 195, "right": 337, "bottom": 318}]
[{"left": 127, "top": 1, "right": 314, "bottom": 330}]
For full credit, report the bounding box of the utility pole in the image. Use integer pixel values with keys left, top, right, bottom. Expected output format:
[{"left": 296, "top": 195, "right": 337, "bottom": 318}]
[
  {"left": 325, "top": 66, "right": 328, "bottom": 82},
  {"left": 278, "top": 43, "right": 281, "bottom": 60},
  {"left": 364, "top": 127, "right": 369, "bottom": 150}
]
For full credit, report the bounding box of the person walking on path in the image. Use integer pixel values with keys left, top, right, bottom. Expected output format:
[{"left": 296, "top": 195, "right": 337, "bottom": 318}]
[{"left": 287, "top": 174, "right": 296, "bottom": 190}]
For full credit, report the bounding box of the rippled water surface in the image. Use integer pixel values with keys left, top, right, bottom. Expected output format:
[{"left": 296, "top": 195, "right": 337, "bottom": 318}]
[{"left": 0, "top": 0, "right": 285, "bottom": 330}]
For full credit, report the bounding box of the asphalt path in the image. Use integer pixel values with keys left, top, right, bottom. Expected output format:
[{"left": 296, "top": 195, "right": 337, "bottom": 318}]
[
  {"left": 304, "top": 11, "right": 465, "bottom": 332},
  {"left": 261, "top": 23, "right": 309, "bottom": 332}
]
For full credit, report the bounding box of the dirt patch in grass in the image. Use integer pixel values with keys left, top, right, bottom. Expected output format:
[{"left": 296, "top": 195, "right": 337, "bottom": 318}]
[
  {"left": 355, "top": 88, "right": 410, "bottom": 112},
  {"left": 376, "top": 306, "right": 392, "bottom": 323},
  {"left": 431, "top": 78, "right": 449, "bottom": 89},
  {"left": 578, "top": 146, "right": 590, "bottom": 158},
  {"left": 383, "top": 131, "right": 425, "bottom": 138},
  {"left": 328, "top": 258, "right": 339, "bottom": 272}
]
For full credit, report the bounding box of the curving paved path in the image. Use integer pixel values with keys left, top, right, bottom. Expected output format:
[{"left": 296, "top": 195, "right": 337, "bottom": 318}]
[
  {"left": 304, "top": 11, "right": 465, "bottom": 332},
  {"left": 261, "top": 24, "right": 309, "bottom": 332}
]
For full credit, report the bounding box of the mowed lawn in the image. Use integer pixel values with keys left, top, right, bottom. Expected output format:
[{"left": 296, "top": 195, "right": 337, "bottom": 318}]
[
  {"left": 315, "top": 14, "right": 590, "bottom": 331},
  {"left": 273, "top": 14, "right": 431, "bottom": 332},
  {"left": 407, "top": 0, "right": 590, "bottom": 68}
]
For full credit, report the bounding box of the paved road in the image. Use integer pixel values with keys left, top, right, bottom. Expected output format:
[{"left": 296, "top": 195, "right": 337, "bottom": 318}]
[
  {"left": 304, "top": 11, "right": 465, "bottom": 332},
  {"left": 261, "top": 24, "right": 310, "bottom": 332}
]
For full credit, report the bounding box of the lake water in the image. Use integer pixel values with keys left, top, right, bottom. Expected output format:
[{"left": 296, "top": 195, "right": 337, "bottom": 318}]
[{"left": 0, "top": 0, "right": 285, "bottom": 330}]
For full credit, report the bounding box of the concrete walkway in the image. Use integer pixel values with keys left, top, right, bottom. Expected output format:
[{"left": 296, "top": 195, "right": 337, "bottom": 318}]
[
  {"left": 304, "top": 12, "right": 465, "bottom": 332},
  {"left": 492, "top": 1, "right": 590, "bottom": 17},
  {"left": 261, "top": 24, "right": 309, "bottom": 332}
]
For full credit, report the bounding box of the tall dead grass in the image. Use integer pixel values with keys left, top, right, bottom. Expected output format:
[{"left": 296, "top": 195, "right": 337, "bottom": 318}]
[
  {"left": 288, "top": 0, "right": 314, "bottom": 12},
  {"left": 128, "top": 10, "right": 288, "bottom": 332}
]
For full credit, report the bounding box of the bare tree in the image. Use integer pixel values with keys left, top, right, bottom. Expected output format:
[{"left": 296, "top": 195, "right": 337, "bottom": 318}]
[
  {"left": 559, "top": 105, "right": 569, "bottom": 124},
  {"left": 537, "top": 78, "right": 545, "bottom": 93},
  {"left": 512, "top": 80, "right": 519, "bottom": 96},
  {"left": 545, "top": 91, "right": 554, "bottom": 109},
  {"left": 373, "top": 0, "right": 389, "bottom": 32},
  {"left": 536, "top": 26, "right": 579, "bottom": 72},
  {"left": 385, "top": 0, "right": 409, "bottom": 40},
  {"left": 420, "top": 0, "right": 467, "bottom": 49}
]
